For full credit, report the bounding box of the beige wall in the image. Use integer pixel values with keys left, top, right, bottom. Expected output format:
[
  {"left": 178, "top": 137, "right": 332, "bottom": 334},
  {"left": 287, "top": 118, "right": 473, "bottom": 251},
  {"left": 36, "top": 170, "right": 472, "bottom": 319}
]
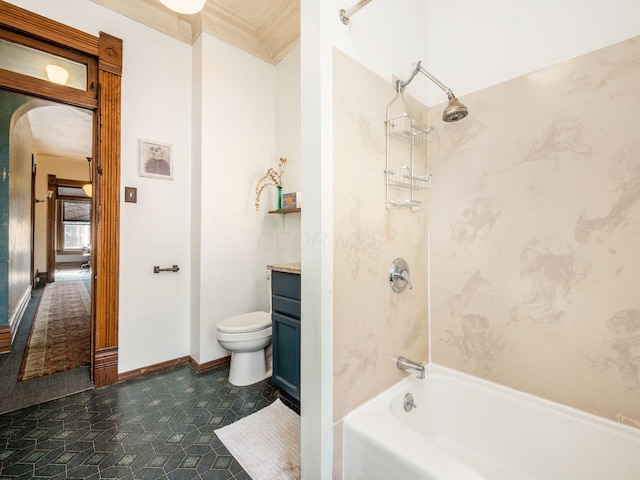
[
  {"left": 333, "top": 49, "right": 429, "bottom": 423},
  {"left": 8, "top": 113, "right": 33, "bottom": 329},
  {"left": 430, "top": 36, "right": 640, "bottom": 427}
]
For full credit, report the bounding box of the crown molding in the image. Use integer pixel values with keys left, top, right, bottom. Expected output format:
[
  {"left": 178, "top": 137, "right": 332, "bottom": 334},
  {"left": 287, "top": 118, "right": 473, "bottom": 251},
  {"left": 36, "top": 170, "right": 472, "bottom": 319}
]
[{"left": 89, "top": 0, "right": 299, "bottom": 64}]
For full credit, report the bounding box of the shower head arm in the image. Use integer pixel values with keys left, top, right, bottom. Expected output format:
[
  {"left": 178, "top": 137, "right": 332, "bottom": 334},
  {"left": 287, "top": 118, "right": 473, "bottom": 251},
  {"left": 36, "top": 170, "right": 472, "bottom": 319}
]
[
  {"left": 396, "top": 61, "right": 455, "bottom": 99},
  {"left": 415, "top": 63, "right": 454, "bottom": 98}
]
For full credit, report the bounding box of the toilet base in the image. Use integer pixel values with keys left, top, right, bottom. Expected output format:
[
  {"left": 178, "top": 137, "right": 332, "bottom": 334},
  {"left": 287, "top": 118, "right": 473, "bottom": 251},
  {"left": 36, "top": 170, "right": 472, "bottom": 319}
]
[{"left": 228, "top": 350, "right": 271, "bottom": 386}]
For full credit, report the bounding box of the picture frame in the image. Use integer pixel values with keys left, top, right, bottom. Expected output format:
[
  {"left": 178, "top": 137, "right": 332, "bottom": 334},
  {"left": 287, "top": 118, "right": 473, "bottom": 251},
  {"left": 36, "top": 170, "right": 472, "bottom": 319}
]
[{"left": 138, "top": 138, "right": 173, "bottom": 180}]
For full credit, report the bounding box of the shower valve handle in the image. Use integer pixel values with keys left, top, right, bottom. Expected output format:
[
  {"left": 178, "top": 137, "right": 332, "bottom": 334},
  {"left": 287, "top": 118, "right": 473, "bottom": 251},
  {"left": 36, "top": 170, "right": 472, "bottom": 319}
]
[
  {"left": 393, "top": 270, "right": 412, "bottom": 290},
  {"left": 389, "top": 258, "right": 412, "bottom": 293}
]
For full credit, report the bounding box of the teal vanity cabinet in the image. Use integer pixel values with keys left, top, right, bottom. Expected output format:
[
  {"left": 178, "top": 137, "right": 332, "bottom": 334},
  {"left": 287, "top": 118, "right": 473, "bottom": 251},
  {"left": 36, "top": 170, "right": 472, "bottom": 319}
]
[{"left": 271, "top": 270, "right": 301, "bottom": 402}]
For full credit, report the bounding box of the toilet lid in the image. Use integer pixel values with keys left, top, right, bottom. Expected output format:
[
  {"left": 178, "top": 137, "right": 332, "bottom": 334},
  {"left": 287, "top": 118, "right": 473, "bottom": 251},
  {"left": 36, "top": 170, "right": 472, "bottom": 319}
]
[{"left": 217, "top": 311, "right": 271, "bottom": 333}]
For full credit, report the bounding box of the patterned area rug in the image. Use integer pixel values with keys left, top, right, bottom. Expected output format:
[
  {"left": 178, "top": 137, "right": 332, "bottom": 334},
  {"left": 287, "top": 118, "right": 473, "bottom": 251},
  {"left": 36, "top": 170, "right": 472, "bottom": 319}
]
[
  {"left": 18, "top": 281, "right": 91, "bottom": 381},
  {"left": 216, "top": 399, "right": 301, "bottom": 479}
]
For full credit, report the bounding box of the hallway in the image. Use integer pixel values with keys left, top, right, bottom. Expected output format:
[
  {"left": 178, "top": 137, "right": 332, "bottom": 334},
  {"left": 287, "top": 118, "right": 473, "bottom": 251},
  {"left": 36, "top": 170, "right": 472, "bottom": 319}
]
[{"left": 0, "top": 274, "right": 92, "bottom": 415}]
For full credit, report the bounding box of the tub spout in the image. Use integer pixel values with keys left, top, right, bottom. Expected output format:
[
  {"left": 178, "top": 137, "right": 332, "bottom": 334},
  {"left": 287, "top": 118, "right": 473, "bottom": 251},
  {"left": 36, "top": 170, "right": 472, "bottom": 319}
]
[{"left": 397, "top": 356, "right": 425, "bottom": 379}]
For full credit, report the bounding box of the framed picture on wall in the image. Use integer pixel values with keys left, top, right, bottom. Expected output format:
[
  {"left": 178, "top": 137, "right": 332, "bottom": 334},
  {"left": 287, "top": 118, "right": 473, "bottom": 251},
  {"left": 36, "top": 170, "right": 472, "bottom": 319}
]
[{"left": 138, "top": 139, "right": 173, "bottom": 180}]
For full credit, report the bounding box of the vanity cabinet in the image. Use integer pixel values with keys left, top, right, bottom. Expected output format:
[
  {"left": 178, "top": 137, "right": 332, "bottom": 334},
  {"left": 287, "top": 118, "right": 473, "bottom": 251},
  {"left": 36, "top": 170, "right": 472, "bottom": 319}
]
[{"left": 271, "top": 271, "right": 301, "bottom": 402}]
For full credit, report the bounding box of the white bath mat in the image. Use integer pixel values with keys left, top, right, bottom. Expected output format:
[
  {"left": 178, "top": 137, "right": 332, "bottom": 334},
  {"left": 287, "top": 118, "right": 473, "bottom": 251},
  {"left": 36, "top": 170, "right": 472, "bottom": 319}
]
[{"left": 216, "top": 399, "right": 301, "bottom": 480}]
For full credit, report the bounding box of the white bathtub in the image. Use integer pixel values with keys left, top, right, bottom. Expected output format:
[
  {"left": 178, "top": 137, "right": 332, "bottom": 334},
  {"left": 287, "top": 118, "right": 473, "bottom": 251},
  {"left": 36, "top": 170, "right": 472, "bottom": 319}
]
[{"left": 343, "top": 364, "right": 640, "bottom": 480}]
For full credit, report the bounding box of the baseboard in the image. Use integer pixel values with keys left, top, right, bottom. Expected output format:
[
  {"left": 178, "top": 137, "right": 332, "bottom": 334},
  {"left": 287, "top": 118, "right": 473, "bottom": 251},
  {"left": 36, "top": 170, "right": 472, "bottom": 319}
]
[
  {"left": 94, "top": 347, "right": 119, "bottom": 387},
  {"left": 8, "top": 286, "right": 31, "bottom": 345},
  {"left": 118, "top": 355, "right": 191, "bottom": 383},
  {"left": 110, "top": 354, "right": 232, "bottom": 384},
  {"left": 0, "top": 325, "right": 11, "bottom": 354},
  {"left": 56, "top": 261, "right": 85, "bottom": 269},
  {"left": 189, "top": 355, "right": 231, "bottom": 373}
]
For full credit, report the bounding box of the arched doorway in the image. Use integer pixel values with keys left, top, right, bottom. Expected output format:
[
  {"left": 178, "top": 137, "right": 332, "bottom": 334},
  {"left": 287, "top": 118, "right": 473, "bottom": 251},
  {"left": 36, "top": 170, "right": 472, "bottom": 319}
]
[{"left": 0, "top": 3, "right": 121, "bottom": 387}]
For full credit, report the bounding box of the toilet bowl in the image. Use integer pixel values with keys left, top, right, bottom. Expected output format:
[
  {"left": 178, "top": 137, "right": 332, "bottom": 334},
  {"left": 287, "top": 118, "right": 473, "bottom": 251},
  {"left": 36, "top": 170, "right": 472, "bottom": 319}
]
[{"left": 216, "top": 311, "right": 272, "bottom": 386}]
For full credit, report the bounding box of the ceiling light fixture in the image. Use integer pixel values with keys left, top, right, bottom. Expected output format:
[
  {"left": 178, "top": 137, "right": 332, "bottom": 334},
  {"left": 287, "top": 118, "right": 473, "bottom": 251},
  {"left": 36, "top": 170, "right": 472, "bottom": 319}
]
[
  {"left": 158, "top": 0, "right": 207, "bottom": 14},
  {"left": 45, "top": 64, "right": 69, "bottom": 85}
]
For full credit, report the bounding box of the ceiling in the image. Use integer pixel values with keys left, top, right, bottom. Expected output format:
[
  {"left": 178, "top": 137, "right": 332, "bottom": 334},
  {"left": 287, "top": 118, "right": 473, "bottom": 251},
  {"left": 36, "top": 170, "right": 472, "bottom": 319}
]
[
  {"left": 90, "top": 0, "right": 300, "bottom": 64},
  {"left": 26, "top": 104, "right": 93, "bottom": 160}
]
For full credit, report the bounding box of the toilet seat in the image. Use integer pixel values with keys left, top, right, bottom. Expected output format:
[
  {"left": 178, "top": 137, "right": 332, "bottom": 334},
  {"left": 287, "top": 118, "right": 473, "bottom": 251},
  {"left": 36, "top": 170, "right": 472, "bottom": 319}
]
[{"left": 217, "top": 311, "right": 271, "bottom": 334}]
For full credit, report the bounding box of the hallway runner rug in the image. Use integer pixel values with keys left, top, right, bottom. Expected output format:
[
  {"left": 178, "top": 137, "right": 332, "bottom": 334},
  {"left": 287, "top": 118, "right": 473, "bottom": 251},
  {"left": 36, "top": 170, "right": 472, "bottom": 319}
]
[
  {"left": 216, "top": 399, "right": 301, "bottom": 480},
  {"left": 18, "top": 281, "right": 91, "bottom": 381}
]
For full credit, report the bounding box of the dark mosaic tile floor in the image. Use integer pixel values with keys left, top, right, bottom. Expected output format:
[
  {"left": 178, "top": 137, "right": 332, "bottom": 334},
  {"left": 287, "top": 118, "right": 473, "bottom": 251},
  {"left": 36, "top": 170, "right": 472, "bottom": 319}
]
[{"left": 0, "top": 363, "right": 291, "bottom": 479}]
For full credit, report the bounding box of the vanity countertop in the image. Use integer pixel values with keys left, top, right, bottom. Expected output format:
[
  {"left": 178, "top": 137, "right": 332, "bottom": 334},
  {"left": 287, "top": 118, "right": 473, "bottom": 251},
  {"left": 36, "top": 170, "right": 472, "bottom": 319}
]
[{"left": 267, "top": 262, "right": 301, "bottom": 274}]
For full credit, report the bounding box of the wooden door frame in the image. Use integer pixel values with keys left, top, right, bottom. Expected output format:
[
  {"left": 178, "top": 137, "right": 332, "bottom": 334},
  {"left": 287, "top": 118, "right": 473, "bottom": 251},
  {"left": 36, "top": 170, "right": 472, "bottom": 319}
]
[
  {"left": 46, "top": 174, "right": 56, "bottom": 283},
  {"left": 0, "top": 3, "right": 121, "bottom": 386}
]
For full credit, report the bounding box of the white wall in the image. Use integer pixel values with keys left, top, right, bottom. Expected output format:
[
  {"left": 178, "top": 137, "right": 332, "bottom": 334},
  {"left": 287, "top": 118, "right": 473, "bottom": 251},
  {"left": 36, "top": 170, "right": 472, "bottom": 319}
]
[
  {"left": 195, "top": 33, "right": 284, "bottom": 364},
  {"left": 110, "top": 6, "right": 192, "bottom": 373},
  {"left": 274, "top": 45, "right": 302, "bottom": 264},
  {"left": 190, "top": 35, "right": 204, "bottom": 364},
  {"left": 329, "top": 0, "right": 430, "bottom": 105},
  {"left": 300, "top": 2, "right": 334, "bottom": 476},
  {"left": 425, "top": 0, "right": 640, "bottom": 104},
  {"left": 6, "top": 0, "right": 193, "bottom": 372}
]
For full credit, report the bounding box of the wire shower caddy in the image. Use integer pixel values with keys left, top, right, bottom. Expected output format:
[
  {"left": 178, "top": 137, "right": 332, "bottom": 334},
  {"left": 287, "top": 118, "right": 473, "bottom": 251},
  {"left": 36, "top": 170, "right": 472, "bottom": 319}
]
[{"left": 385, "top": 87, "right": 431, "bottom": 210}]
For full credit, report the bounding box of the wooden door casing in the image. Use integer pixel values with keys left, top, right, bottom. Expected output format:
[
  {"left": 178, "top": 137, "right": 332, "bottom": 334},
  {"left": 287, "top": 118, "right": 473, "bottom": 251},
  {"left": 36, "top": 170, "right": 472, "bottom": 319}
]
[{"left": 0, "top": 3, "right": 122, "bottom": 386}]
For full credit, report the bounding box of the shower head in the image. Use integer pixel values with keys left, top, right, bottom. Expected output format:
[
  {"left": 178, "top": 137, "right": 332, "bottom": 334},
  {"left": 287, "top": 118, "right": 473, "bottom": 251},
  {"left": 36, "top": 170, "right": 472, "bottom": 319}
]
[
  {"left": 442, "top": 95, "right": 468, "bottom": 122},
  {"left": 396, "top": 61, "right": 469, "bottom": 123}
]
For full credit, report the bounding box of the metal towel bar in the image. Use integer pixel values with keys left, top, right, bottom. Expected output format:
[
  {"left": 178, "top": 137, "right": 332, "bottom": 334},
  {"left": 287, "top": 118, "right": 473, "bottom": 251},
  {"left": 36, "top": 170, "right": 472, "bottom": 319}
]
[{"left": 153, "top": 265, "right": 179, "bottom": 273}]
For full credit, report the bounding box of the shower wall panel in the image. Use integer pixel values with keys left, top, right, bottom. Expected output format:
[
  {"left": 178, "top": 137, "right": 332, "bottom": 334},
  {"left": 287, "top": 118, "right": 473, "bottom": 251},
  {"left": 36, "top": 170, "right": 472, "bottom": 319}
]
[
  {"left": 332, "top": 48, "right": 429, "bottom": 423},
  {"left": 429, "top": 35, "right": 640, "bottom": 427}
]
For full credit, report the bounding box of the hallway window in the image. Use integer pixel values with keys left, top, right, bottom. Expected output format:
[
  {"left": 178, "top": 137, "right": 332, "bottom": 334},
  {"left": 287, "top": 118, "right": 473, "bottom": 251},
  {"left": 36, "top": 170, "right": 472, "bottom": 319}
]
[{"left": 57, "top": 200, "right": 90, "bottom": 252}]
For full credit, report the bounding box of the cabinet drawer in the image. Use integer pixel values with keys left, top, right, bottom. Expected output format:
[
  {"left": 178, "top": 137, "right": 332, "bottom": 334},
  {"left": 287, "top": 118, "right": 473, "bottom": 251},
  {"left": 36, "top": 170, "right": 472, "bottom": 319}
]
[
  {"left": 272, "top": 295, "right": 300, "bottom": 319},
  {"left": 271, "top": 271, "right": 301, "bottom": 300}
]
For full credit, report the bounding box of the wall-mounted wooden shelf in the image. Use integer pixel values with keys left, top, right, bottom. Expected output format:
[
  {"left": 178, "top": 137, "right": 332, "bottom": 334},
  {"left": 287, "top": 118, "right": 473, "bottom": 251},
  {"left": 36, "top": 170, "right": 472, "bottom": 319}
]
[{"left": 269, "top": 208, "right": 301, "bottom": 214}]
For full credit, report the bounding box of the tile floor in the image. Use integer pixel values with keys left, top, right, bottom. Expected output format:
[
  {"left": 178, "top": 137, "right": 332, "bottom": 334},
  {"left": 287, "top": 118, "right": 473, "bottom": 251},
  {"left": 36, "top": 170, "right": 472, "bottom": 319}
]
[{"left": 0, "top": 363, "right": 290, "bottom": 479}]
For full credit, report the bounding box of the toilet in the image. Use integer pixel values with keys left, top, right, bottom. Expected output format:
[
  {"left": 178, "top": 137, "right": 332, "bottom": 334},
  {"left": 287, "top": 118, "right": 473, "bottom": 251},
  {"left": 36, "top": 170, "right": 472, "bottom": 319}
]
[
  {"left": 216, "top": 273, "right": 273, "bottom": 386},
  {"left": 216, "top": 312, "right": 272, "bottom": 386}
]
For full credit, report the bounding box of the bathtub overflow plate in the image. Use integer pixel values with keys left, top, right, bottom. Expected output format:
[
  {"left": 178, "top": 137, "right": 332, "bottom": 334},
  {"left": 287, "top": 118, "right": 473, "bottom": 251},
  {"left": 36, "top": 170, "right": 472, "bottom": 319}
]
[{"left": 403, "top": 393, "right": 417, "bottom": 412}]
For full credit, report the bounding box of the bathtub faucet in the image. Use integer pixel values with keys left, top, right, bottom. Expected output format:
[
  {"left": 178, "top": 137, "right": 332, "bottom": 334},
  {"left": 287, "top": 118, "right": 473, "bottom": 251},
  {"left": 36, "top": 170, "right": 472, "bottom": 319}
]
[{"left": 397, "top": 356, "right": 425, "bottom": 379}]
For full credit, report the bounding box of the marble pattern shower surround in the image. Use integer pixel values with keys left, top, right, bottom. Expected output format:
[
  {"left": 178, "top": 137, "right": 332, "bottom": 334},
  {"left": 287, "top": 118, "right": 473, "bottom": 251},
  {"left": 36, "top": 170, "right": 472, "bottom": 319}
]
[
  {"left": 429, "top": 35, "right": 640, "bottom": 427},
  {"left": 332, "top": 49, "right": 429, "bottom": 424}
]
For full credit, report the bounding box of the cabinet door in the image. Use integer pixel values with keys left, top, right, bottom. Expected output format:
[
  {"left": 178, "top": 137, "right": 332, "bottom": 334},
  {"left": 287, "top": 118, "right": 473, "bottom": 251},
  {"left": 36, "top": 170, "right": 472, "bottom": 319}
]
[{"left": 272, "top": 312, "right": 300, "bottom": 401}]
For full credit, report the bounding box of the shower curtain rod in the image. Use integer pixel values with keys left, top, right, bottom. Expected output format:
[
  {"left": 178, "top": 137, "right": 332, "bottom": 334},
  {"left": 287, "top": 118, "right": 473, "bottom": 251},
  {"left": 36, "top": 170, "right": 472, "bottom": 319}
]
[{"left": 339, "top": 0, "right": 374, "bottom": 25}]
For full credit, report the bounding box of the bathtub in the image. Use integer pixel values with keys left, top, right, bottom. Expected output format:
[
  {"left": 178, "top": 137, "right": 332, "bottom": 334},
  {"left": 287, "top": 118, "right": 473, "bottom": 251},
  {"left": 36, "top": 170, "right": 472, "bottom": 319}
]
[{"left": 343, "top": 364, "right": 640, "bottom": 480}]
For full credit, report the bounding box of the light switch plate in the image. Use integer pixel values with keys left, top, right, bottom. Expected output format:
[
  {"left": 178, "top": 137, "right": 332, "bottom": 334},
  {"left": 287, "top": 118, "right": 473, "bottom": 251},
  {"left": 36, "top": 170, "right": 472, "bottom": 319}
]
[{"left": 124, "top": 187, "right": 137, "bottom": 203}]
